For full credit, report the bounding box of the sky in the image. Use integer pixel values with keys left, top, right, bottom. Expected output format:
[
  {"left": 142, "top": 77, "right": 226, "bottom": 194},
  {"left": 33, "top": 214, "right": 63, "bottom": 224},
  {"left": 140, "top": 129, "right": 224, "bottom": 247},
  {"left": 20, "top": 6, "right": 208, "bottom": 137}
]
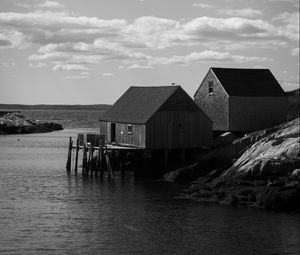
[{"left": 0, "top": 0, "right": 299, "bottom": 105}]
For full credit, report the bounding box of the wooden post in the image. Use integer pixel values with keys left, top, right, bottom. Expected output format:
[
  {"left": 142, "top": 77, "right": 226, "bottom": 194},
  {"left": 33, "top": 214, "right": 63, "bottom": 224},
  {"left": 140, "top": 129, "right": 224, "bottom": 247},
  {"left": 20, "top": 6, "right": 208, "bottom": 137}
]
[
  {"left": 66, "top": 137, "right": 72, "bottom": 172},
  {"left": 82, "top": 143, "right": 87, "bottom": 175},
  {"left": 106, "top": 152, "right": 114, "bottom": 179},
  {"left": 99, "top": 144, "right": 104, "bottom": 178},
  {"left": 95, "top": 146, "right": 100, "bottom": 177},
  {"left": 74, "top": 138, "right": 79, "bottom": 175},
  {"left": 99, "top": 136, "right": 105, "bottom": 178},
  {"left": 90, "top": 143, "right": 94, "bottom": 175},
  {"left": 111, "top": 149, "right": 115, "bottom": 173}
]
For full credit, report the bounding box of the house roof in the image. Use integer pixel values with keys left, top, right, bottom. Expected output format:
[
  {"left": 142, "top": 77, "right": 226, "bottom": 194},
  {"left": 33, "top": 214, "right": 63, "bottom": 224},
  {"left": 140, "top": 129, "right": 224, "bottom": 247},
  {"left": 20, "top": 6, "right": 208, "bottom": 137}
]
[
  {"left": 211, "top": 67, "right": 285, "bottom": 97},
  {"left": 99, "top": 86, "right": 180, "bottom": 124}
]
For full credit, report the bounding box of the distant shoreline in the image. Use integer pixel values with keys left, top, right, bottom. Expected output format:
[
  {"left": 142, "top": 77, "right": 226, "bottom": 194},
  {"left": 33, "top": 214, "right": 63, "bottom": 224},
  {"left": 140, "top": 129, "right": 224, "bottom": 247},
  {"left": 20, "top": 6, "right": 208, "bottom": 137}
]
[{"left": 0, "top": 104, "right": 111, "bottom": 111}]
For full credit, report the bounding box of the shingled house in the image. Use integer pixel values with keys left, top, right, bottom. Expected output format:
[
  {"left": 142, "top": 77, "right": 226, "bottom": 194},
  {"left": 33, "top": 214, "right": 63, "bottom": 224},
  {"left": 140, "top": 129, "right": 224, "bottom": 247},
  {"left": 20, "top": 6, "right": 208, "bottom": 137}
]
[
  {"left": 194, "top": 67, "right": 287, "bottom": 133},
  {"left": 99, "top": 86, "right": 212, "bottom": 150}
]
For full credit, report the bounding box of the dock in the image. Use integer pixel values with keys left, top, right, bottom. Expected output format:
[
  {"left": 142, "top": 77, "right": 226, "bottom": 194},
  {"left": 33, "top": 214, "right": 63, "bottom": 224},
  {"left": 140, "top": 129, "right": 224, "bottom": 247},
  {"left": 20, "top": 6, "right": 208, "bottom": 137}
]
[{"left": 66, "top": 133, "right": 144, "bottom": 178}]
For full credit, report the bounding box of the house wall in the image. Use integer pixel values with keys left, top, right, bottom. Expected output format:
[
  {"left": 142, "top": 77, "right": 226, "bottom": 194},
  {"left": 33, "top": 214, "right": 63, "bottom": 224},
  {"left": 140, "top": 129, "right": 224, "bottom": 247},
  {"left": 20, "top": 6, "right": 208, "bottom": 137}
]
[
  {"left": 100, "top": 121, "right": 146, "bottom": 147},
  {"left": 146, "top": 111, "right": 212, "bottom": 150},
  {"left": 229, "top": 96, "right": 287, "bottom": 131},
  {"left": 194, "top": 69, "right": 229, "bottom": 131},
  {"left": 100, "top": 121, "right": 107, "bottom": 138}
]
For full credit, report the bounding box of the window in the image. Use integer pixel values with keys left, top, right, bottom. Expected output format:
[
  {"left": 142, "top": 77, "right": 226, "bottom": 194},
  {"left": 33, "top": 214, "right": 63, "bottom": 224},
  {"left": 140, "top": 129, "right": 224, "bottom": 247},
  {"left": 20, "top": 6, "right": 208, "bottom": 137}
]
[
  {"left": 127, "top": 124, "right": 133, "bottom": 134},
  {"left": 208, "top": 81, "right": 214, "bottom": 95}
]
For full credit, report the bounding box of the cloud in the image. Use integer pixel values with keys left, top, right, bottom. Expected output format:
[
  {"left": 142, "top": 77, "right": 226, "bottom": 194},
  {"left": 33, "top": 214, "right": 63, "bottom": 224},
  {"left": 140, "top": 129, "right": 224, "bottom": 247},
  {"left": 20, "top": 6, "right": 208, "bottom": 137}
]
[
  {"left": 0, "top": 11, "right": 297, "bottom": 50},
  {"left": 53, "top": 63, "right": 90, "bottom": 71},
  {"left": 127, "top": 64, "right": 154, "bottom": 69},
  {"left": 192, "top": 3, "right": 214, "bottom": 9},
  {"left": 272, "top": 12, "right": 299, "bottom": 41},
  {"left": 0, "top": 39, "right": 11, "bottom": 46},
  {"left": 35, "top": 1, "right": 64, "bottom": 9},
  {"left": 127, "top": 50, "right": 269, "bottom": 69},
  {"left": 102, "top": 72, "right": 114, "bottom": 76},
  {"left": 219, "top": 8, "right": 263, "bottom": 18},
  {"left": 66, "top": 73, "right": 89, "bottom": 79},
  {"left": 29, "top": 62, "right": 47, "bottom": 68},
  {"left": 0, "top": 11, "right": 127, "bottom": 45},
  {"left": 291, "top": 48, "right": 299, "bottom": 56},
  {"left": 0, "top": 11, "right": 293, "bottom": 72},
  {"left": 0, "top": 30, "right": 27, "bottom": 48}
]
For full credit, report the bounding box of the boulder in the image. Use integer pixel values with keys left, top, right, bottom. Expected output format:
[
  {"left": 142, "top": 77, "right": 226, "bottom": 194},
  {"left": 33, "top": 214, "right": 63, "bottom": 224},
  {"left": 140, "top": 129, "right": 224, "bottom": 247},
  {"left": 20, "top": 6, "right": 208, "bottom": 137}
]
[{"left": 213, "top": 132, "right": 236, "bottom": 148}]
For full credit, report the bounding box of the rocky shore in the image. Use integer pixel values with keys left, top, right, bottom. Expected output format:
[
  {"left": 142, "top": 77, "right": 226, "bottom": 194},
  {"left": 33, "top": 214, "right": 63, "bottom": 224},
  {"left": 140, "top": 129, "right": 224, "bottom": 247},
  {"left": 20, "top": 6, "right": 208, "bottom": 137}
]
[
  {"left": 0, "top": 112, "right": 63, "bottom": 134},
  {"left": 164, "top": 117, "right": 300, "bottom": 211}
]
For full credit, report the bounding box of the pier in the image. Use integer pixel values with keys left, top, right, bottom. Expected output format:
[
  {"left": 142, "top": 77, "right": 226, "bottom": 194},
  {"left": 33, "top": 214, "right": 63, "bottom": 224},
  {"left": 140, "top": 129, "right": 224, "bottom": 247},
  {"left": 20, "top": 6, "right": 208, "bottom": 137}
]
[
  {"left": 66, "top": 133, "right": 144, "bottom": 178},
  {"left": 65, "top": 133, "right": 200, "bottom": 178}
]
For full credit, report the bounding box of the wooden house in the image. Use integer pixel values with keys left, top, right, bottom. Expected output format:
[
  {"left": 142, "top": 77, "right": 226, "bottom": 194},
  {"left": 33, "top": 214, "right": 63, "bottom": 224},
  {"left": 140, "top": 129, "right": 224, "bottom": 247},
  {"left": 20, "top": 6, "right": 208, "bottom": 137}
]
[
  {"left": 194, "top": 67, "right": 287, "bottom": 133},
  {"left": 99, "top": 86, "right": 212, "bottom": 149}
]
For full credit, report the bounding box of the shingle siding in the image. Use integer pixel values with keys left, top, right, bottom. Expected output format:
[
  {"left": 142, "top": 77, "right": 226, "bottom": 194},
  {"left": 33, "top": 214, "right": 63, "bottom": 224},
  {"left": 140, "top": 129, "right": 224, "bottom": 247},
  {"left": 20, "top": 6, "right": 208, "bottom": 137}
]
[
  {"left": 229, "top": 96, "right": 287, "bottom": 131},
  {"left": 194, "top": 69, "right": 229, "bottom": 131}
]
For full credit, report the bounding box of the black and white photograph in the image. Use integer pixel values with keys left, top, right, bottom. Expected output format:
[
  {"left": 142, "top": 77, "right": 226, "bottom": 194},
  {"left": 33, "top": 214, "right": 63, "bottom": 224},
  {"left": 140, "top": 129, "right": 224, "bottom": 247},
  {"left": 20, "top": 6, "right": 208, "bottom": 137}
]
[{"left": 0, "top": 0, "right": 299, "bottom": 254}]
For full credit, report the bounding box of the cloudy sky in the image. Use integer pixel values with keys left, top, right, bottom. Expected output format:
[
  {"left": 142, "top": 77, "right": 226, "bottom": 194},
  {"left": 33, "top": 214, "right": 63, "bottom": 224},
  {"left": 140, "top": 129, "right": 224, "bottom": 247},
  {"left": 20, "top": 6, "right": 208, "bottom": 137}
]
[{"left": 0, "top": 0, "right": 299, "bottom": 104}]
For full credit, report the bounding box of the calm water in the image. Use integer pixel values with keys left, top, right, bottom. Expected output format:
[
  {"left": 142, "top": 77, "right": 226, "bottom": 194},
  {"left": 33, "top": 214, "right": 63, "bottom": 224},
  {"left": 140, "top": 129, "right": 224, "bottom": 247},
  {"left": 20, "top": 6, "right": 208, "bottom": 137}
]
[{"left": 0, "top": 110, "right": 299, "bottom": 255}]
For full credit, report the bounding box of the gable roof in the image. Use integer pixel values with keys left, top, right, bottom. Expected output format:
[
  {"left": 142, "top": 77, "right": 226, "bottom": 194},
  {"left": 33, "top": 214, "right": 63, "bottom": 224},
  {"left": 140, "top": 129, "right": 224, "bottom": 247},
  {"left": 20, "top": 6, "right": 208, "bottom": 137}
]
[
  {"left": 211, "top": 67, "right": 285, "bottom": 97},
  {"left": 100, "top": 86, "right": 181, "bottom": 124}
]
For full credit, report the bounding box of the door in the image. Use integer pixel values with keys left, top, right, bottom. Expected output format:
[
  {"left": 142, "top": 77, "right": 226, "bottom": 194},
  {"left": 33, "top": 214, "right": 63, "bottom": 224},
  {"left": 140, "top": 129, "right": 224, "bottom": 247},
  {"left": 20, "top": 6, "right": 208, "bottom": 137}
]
[{"left": 111, "top": 123, "right": 116, "bottom": 143}]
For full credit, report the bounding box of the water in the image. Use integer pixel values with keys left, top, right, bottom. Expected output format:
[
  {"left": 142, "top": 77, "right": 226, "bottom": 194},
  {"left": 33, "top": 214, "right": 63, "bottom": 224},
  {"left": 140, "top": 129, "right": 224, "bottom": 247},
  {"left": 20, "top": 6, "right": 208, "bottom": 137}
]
[{"left": 0, "top": 110, "right": 299, "bottom": 255}]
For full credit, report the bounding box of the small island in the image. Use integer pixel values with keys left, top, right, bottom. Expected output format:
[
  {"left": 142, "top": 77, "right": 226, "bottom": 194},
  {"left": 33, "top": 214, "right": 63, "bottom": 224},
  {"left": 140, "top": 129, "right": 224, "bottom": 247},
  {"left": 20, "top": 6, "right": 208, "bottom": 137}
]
[{"left": 0, "top": 112, "right": 63, "bottom": 135}]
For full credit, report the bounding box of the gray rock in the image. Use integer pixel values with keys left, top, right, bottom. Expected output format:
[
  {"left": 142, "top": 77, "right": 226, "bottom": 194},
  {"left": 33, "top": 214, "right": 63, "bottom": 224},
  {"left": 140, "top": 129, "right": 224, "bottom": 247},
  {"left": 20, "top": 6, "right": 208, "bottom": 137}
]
[{"left": 214, "top": 132, "right": 236, "bottom": 148}]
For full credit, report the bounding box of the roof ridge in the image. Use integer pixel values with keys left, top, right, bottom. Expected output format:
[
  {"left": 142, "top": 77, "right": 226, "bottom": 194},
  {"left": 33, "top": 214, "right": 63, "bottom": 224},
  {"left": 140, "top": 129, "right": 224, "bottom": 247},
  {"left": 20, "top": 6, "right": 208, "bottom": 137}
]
[
  {"left": 130, "top": 85, "right": 181, "bottom": 88},
  {"left": 212, "top": 67, "right": 270, "bottom": 71}
]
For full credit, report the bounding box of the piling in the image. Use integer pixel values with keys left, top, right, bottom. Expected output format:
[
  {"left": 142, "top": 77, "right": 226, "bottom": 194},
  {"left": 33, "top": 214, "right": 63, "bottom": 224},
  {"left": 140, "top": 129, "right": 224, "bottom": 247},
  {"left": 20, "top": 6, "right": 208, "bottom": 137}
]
[
  {"left": 82, "top": 142, "right": 87, "bottom": 175},
  {"left": 66, "top": 137, "right": 72, "bottom": 172},
  {"left": 74, "top": 138, "right": 79, "bottom": 174},
  {"left": 89, "top": 143, "right": 94, "bottom": 175},
  {"left": 106, "top": 151, "right": 114, "bottom": 179},
  {"left": 99, "top": 135, "right": 105, "bottom": 178},
  {"left": 96, "top": 135, "right": 105, "bottom": 177}
]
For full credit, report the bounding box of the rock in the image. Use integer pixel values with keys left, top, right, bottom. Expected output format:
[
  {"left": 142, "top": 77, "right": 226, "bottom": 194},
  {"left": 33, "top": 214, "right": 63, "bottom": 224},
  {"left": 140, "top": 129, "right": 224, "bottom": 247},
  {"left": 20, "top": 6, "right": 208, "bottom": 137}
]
[
  {"left": 223, "top": 118, "right": 300, "bottom": 180},
  {"left": 0, "top": 113, "right": 63, "bottom": 134},
  {"left": 164, "top": 163, "right": 202, "bottom": 183},
  {"left": 291, "top": 169, "right": 300, "bottom": 179},
  {"left": 213, "top": 132, "right": 236, "bottom": 148},
  {"left": 182, "top": 117, "right": 300, "bottom": 211}
]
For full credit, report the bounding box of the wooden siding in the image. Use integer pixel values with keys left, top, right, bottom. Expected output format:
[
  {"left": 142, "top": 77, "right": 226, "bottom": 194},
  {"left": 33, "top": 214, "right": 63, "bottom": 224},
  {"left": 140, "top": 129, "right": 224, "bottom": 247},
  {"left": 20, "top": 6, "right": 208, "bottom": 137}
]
[
  {"left": 229, "top": 96, "right": 287, "bottom": 131},
  {"left": 115, "top": 123, "right": 145, "bottom": 147},
  {"left": 146, "top": 111, "right": 212, "bottom": 150},
  {"left": 194, "top": 69, "right": 229, "bottom": 131},
  {"left": 100, "top": 121, "right": 146, "bottom": 147}
]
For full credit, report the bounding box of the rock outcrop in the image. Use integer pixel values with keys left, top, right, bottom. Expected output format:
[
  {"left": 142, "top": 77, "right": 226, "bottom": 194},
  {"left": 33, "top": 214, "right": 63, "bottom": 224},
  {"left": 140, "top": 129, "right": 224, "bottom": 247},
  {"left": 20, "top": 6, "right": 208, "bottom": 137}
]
[
  {"left": 0, "top": 112, "right": 63, "bottom": 134},
  {"left": 165, "top": 117, "right": 300, "bottom": 210}
]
